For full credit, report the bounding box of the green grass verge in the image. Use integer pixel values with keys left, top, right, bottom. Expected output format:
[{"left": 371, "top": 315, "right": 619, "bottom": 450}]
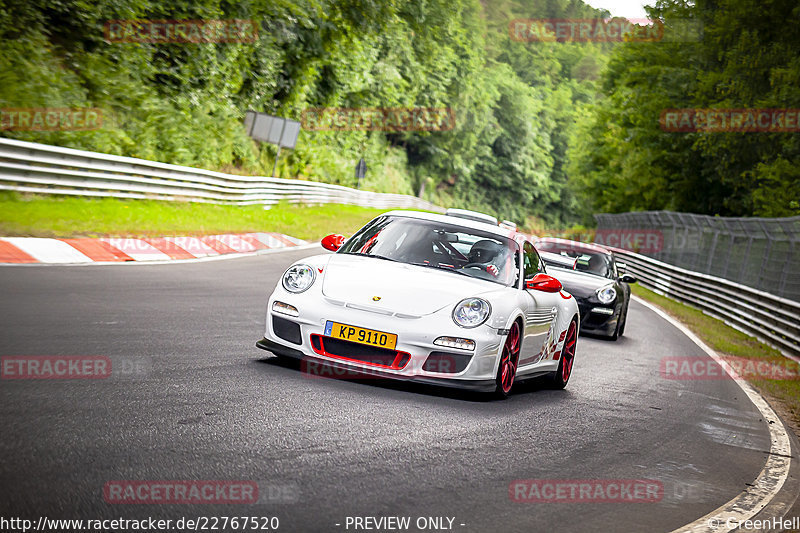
[
  {"left": 0, "top": 192, "right": 392, "bottom": 241},
  {"left": 632, "top": 283, "right": 800, "bottom": 433}
]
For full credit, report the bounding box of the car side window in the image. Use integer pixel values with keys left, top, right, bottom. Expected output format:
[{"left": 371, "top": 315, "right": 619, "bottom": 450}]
[{"left": 523, "top": 242, "right": 543, "bottom": 280}]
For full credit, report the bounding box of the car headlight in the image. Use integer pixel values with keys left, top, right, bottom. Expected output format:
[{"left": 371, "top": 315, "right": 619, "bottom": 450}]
[
  {"left": 282, "top": 264, "right": 315, "bottom": 293},
  {"left": 452, "top": 298, "right": 491, "bottom": 328},
  {"left": 596, "top": 285, "right": 617, "bottom": 304}
]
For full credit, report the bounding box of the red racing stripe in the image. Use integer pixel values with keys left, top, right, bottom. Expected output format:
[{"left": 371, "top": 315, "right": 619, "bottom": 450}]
[
  {"left": 143, "top": 238, "right": 195, "bottom": 260},
  {"left": 267, "top": 233, "right": 296, "bottom": 246},
  {"left": 239, "top": 234, "right": 268, "bottom": 250},
  {"left": 199, "top": 236, "right": 237, "bottom": 254},
  {"left": 61, "top": 239, "right": 133, "bottom": 262},
  {"left": 0, "top": 240, "right": 37, "bottom": 263}
]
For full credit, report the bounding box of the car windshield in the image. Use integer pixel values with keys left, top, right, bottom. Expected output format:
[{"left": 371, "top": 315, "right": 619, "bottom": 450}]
[
  {"left": 536, "top": 242, "right": 613, "bottom": 279},
  {"left": 338, "top": 216, "right": 519, "bottom": 286}
]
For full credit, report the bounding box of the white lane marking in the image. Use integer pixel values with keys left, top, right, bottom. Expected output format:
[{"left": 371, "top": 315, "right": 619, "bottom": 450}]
[
  {"left": 1, "top": 237, "right": 93, "bottom": 263},
  {"left": 632, "top": 296, "right": 794, "bottom": 533}
]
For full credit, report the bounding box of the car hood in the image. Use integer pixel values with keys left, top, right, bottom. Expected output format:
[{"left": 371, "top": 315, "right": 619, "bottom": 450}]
[
  {"left": 547, "top": 267, "right": 614, "bottom": 299},
  {"left": 321, "top": 254, "right": 497, "bottom": 317}
]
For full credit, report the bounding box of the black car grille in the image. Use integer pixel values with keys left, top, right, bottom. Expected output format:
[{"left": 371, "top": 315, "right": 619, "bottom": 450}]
[{"left": 310, "top": 335, "right": 411, "bottom": 369}]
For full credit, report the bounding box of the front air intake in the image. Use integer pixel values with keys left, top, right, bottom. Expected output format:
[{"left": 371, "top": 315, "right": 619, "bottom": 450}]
[
  {"left": 422, "top": 351, "right": 473, "bottom": 373},
  {"left": 272, "top": 316, "right": 302, "bottom": 345}
]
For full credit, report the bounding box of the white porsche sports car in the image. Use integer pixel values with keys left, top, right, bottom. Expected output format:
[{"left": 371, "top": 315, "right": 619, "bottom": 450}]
[{"left": 256, "top": 209, "right": 580, "bottom": 398}]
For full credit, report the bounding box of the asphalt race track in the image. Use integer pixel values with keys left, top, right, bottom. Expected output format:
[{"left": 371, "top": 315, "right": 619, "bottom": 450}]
[{"left": 0, "top": 247, "right": 796, "bottom": 532}]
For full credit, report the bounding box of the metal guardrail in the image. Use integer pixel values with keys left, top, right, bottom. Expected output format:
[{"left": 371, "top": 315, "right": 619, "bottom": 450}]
[
  {"left": 610, "top": 247, "right": 800, "bottom": 360},
  {"left": 0, "top": 138, "right": 444, "bottom": 212}
]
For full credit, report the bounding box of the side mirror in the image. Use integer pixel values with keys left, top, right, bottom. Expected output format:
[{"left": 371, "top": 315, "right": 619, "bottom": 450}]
[
  {"left": 619, "top": 274, "right": 637, "bottom": 284},
  {"left": 525, "top": 273, "right": 563, "bottom": 293},
  {"left": 321, "top": 234, "right": 346, "bottom": 252}
]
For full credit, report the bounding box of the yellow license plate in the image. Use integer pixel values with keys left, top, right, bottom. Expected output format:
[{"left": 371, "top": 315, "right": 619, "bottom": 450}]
[{"left": 325, "top": 321, "right": 398, "bottom": 350}]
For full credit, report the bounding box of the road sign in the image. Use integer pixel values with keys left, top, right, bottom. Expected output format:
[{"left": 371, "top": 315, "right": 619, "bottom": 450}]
[
  {"left": 243, "top": 111, "right": 302, "bottom": 176},
  {"left": 243, "top": 111, "right": 301, "bottom": 148},
  {"left": 279, "top": 120, "right": 301, "bottom": 149}
]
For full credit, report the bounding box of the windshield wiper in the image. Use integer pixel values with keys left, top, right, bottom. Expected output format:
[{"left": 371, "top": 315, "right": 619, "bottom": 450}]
[
  {"left": 369, "top": 254, "right": 399, "bottom": 262},
  {"left": 410, "top": 262, "right": 473, "bottom": 277},
  {"left": 340, "top": 252, "right": 399, "bottom": 263}
]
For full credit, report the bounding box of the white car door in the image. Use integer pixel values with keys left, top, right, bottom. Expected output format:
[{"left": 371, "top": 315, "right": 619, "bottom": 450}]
[{"left": 518, "top": 242, "right": 561, "bottom": 367}]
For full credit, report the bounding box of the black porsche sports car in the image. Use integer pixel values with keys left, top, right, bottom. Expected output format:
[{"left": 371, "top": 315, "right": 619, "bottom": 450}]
[{"left": 535, "top": 238, "right": 636, "bottom": 340}]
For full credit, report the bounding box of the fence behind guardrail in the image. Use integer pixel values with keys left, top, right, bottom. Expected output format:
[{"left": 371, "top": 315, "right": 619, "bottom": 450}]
[
  {"left": 594, "top": 211, "right": 800, "bottom": 302},
  {"left": 0, "top": 138, "right": 444, "bottom": 213}
]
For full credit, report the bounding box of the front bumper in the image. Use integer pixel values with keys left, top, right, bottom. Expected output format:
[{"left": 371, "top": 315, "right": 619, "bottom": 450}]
[
  {"left": 256, "top": 337, "right": 498, "bottom": 392},
  {"left": 575, "top": 299, "right": 620, "bottom": 335},
  {"left": 259, "top": 285, "right": 509, "bottom": 391}
]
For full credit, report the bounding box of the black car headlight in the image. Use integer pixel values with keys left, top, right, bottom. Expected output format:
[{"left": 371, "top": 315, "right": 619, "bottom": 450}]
[{"left": 596, "top": 285, "right": 617, "bottom": 305}]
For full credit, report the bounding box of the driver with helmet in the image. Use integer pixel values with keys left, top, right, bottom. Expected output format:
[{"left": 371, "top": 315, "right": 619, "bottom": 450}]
[{"left": 466, "top": 239, "right": 504, "bottom": 278}]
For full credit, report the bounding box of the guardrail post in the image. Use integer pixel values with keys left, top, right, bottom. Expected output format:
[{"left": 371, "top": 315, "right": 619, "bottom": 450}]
[
  {"left": 739, "top": 222, "right": 755, "bottom": 286},
  {"left": 755, "top": 220, "right": 773, "bottom": 292},
  {"left": 778, "top": 238, "right": 795, "bottom": 298},
  {"left": 705, "top": 229, "right": 719, "bottom": 275}
]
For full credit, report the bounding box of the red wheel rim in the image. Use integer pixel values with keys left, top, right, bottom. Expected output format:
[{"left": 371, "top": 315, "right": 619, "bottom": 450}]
[
  {"left": 561, "top": 321, "right": 577, "bottom": 383},
  {"left": 500, "top": 322, "right": 521, "bottom": 394}
]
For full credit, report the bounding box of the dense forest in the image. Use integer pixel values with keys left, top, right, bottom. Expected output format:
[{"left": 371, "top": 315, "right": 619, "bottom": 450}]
[
  {"left": 570, "top": 0, "right": 800, "bottom": 219},
  {"left": 1, "top": 0, "right": 797, "bottom": 224}
]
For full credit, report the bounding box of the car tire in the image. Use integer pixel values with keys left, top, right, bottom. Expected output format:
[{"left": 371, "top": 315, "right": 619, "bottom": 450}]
[
  {"left": 494, "top": 321, "right": 521, "bottom": 399},
  {"left": 546, "top": 318, "right": 578, "bottom": 389},
  {"left": 609, "top": 323, "right": 619, "bottom": 340},
  {"left": 607, "top": 306, "right": 622, "bottom": 341},
  {"left": 618, "top": 304, "right": 628, "bottom": 337}
]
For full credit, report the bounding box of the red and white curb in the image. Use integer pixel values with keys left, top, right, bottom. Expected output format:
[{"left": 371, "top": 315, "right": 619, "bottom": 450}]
[{"left": 0, "top": 233, "right": 307, "bottom": 264}]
